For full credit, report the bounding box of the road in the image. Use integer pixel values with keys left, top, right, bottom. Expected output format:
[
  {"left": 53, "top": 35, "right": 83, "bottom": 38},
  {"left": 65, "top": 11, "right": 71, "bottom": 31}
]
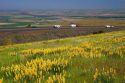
[{"left": 0, "top": 26, "right": 124, "bottom": 32}]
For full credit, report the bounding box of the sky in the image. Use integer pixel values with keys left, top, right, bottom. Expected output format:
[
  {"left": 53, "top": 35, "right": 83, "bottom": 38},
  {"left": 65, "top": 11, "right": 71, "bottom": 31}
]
[{"left": 0, "top": 0, "right": 125, "bottom": 10}]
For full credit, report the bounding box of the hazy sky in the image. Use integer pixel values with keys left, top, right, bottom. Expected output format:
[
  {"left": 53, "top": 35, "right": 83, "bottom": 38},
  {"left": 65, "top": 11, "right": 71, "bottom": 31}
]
[{"left": 0, "top": 0, "right": 125, "bottom": 10}]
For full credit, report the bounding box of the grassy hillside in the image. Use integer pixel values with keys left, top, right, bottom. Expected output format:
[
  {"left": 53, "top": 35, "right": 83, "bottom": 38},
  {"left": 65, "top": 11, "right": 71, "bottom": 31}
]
[{"left": 0, "top": 30, "right": 125, "bottom": 83}]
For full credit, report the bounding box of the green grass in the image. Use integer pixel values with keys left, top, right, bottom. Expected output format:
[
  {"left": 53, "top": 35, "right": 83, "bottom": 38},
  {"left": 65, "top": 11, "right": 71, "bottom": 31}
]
[
  {"left": 0, "top": 22, "right": 33, "bottom": 28},
  {"left": 0, "top": 30, "right": 125, "bottom": 83}
]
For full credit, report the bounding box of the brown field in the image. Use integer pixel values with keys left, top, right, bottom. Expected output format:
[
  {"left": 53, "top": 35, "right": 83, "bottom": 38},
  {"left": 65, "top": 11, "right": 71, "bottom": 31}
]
[
  {"left": 26, "top": 19, "right": 125, "bottom": 28},
  {"left": 58, "top": 19, "right": 125, "bottom": 26},
  {"left": 11, "top": 19, "right": 34, "bottom": 22}
]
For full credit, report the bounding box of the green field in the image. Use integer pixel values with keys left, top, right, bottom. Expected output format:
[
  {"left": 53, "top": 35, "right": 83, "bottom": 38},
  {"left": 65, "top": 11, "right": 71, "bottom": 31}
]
[{"left": 0, "top": 30, "right": 125, "bottom": 83}]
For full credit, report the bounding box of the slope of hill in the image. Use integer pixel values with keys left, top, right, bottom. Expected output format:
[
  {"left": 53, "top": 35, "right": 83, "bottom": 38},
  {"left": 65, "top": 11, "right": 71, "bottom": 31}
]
[{"left": 0, "top": 30, "right": 125, "bottom": 83}]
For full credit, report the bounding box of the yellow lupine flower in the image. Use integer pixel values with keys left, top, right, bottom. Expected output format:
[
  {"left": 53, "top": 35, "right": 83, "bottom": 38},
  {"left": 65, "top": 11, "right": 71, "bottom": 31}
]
[
  {"left": 1, "top": 57, "right": 69, "bottom": 82},
  {"left": 0, "top": 78, "right": 3, "bottom": 83}
]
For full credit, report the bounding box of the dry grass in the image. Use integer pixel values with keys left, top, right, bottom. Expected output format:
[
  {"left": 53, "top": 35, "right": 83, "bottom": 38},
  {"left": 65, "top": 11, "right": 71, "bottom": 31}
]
[{"left": 58, "top": 19, "right": 125, "bottom": 26}]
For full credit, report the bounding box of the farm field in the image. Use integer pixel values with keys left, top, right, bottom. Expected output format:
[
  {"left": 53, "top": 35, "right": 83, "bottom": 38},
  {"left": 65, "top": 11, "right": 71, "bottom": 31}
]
[
  {"left": 0, "top": 30, "right": 125, "bottom": 83},
  {"left": 1, "top": 17, "right": 125, "bottom": 28}
]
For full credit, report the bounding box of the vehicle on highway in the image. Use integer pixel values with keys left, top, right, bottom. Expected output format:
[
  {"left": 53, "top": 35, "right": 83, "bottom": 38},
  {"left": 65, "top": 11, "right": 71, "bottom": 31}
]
[
  {"left": 105, "top": 25, "right": 114, "bottom": 28},
  {"left": 70, "top": 24, "right": 77, "bottom": 28},
  {"left": 53, "top": 25, "right": 61, "bottom": 28}
]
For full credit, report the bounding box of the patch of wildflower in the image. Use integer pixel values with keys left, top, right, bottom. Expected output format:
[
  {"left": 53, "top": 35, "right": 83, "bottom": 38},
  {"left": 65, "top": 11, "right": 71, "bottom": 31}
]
[
  {"left": 80, "top": 42, "right": 95, "bottom": 48},
  {"left": 68, "top": 46, "right": 102, "bottom": 58},
  {"left": 93, "top": 68, "right": 116, "bottom": 83},
  {"left": 47, "top": 73, "right": 66, "bottom": 83},
  {"left": 0, "top": 58, "right": 69, "bottom": 82},
  {"left": 101, "top": 46, "right": 125, "bottom": 58},
  {"left": 0, "top": 78, "right": 3, "bottom": 83},
  {"left": 106, "top": 36, "right": 125, "bottom": 43},
  {"left": 20, "top": 46, "right": 70, "bottom": 56}
]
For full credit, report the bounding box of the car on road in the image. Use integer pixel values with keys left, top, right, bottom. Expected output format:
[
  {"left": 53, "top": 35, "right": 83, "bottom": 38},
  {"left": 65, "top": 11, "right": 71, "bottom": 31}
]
[{"left": 53, "top": 25, "right": 61, "bottom": 28}]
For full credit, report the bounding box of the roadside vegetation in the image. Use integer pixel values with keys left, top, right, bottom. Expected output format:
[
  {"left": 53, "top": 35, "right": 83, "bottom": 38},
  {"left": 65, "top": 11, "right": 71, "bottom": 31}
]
[{"left": 0, "top": 30, "right": 125, "bottom": 83}]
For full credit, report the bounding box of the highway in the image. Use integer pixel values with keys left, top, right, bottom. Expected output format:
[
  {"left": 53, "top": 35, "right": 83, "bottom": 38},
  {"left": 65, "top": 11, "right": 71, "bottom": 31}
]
[{"left": 0, "top": 26, "right": 124, "bottom": 32}]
